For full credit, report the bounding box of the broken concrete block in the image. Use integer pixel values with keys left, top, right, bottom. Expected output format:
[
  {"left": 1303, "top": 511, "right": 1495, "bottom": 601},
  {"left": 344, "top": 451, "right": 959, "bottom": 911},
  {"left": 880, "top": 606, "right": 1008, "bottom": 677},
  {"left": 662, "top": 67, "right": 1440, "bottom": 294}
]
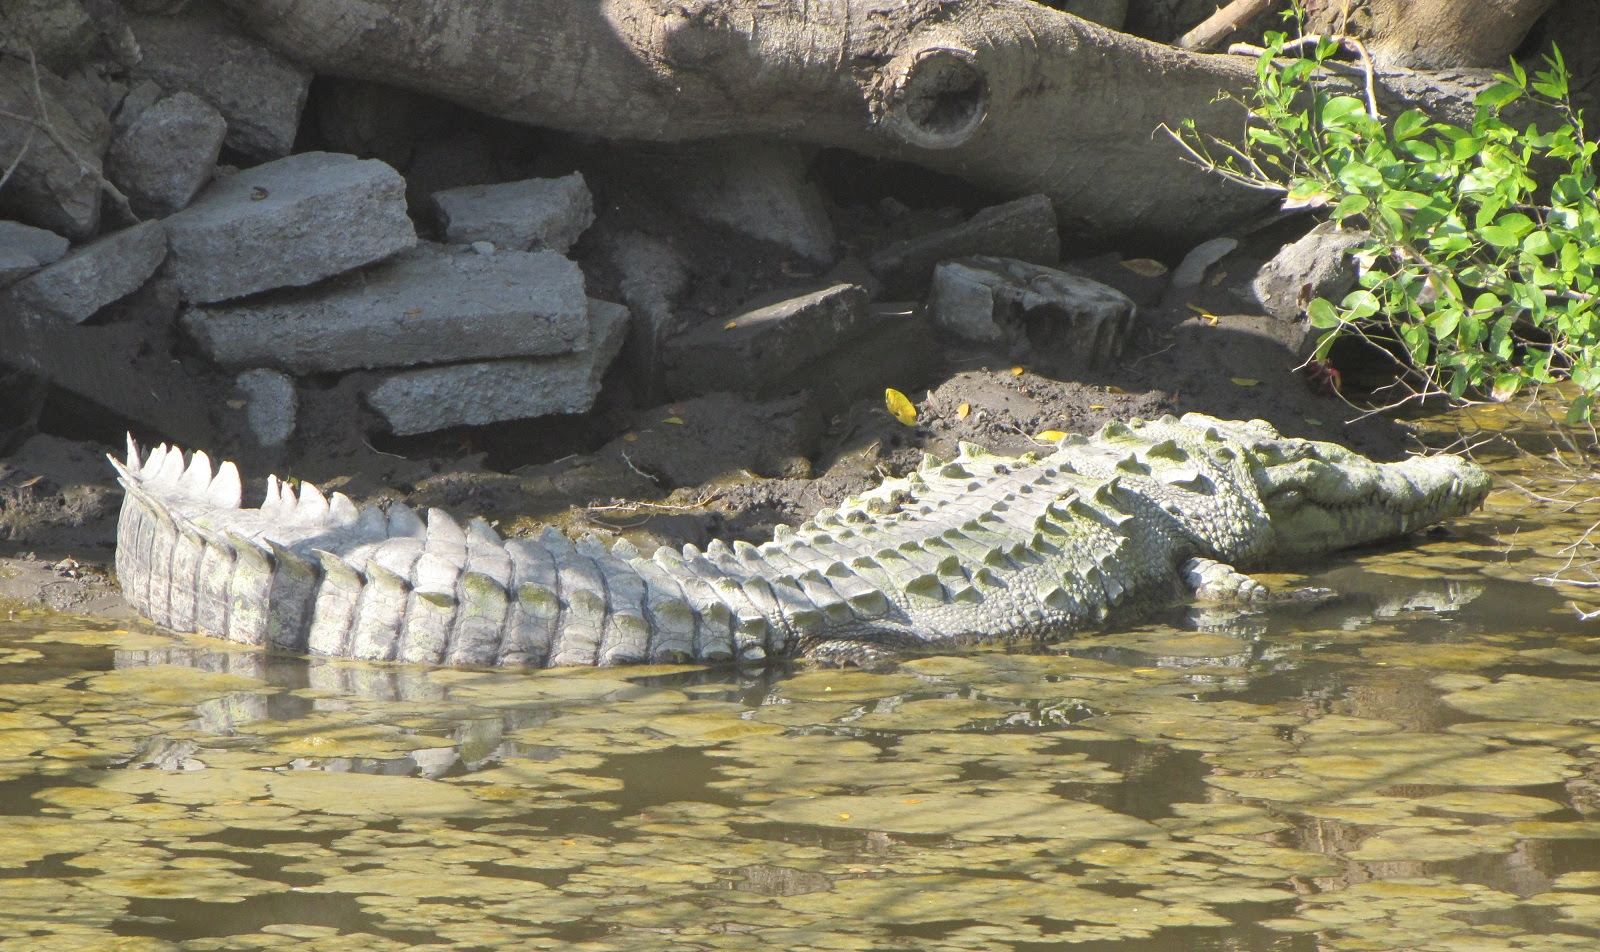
[
  {"left": 0, "top": 57, "right": 109, "bottom": 239},
  {"left": 433, "top": 173, "right": 594, "bottom": 253},
  {"left": 0, "top": 221, "right": 69, "bottom": 266},
  {"left": 0, "top": 245, "right": 40, "bottom": 287},
  {"left": 1252, "top": 222, "right": 1369, "bottom": 321},
  {"left": 663, "top": 284, "right": 871, "bottom": 396},
  {"left": 363, "top": 299, "right": 629, "bottom": 435},
  {"left": 181, "top": 244, "right": 588, "bottom": 373},
  {"left": 870, "top": 194, "right": 1060, "bottom": 296},
  {"left": 126, "top": 2, "right": 311, "bottom": 158},
  {"left": 0, "top": 221, "right": 69, "bottom": 287},
  {"left": 234, "top": 369, "right": 296, "bottom": 447},
  {"left": 930, "top": 256, "right": 1136, "bottom": 369},
  {"left": 669, "top": 141, "right": 836, "bottom": 263},
  {"left": 2, "top": 221, "right": 167, "bottom": 324},
  {"left": 163, "top": 151, "right": 417, "bottom": 304},
  {"left": 106, "top": 91, "right": 227, "bottom": 217}
]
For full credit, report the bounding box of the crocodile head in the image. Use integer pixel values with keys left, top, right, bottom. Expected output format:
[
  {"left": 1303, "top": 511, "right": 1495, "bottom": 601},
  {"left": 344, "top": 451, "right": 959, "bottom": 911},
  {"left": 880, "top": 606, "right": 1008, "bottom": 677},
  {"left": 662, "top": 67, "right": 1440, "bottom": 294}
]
[{"left": 1242, "top": 429, "right": 1491, "bottom": 557}]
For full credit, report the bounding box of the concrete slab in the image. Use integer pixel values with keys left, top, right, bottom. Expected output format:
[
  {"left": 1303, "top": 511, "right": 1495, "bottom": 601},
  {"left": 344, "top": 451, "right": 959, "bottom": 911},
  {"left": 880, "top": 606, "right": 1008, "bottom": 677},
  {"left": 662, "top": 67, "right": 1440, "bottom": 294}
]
[
  {"left": 363, "top": 298, "right": 629, "bottom": 434},
  {"left": 2, "top": 221, "right": 167, "bottom": 324},
  {"left": 163, "top": 151, "right": 416, "bottom": 304},
  {"left": 181, "top": 243, "right": 589, "bottom": 373},
  {"left": 0, "top": 221, "right": 69, "bottom": 266},
  {"left": 432, "top": 172, "right": 594, "bottom": 253}
]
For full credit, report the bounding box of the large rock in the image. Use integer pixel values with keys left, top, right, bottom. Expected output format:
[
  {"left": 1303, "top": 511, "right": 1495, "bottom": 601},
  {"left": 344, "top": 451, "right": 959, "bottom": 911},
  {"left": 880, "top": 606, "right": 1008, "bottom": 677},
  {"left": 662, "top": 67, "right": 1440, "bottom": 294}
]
[
  {"left": 163, "top": 151, "right": 417, "bottom": 304},
  {"left": 125, "top": 2, "right": 311, "bottom": 158},
  {"left": 930, "top": 256, "right": 1136, "bottom": 369},
  {"left": 0, "top": 57, "right": 109, "bottom": 239},
  {"left": 1, "top": 221, "right": 167, "bottom": 324},
  {"left": 1252, "top": 222, "right": 1369, "bottom": 321},
  {"left": 870, "top": 194, "right": 1060, "bottom": 296},
  {"left": 663, "top": 284, "right": 871, "bottom": 396},
  {"left": 181, "top": 244, "right": 589, "bottom": 373},
  {"left": 0, "top": 0, "right": 96, "bottom": 71},
  {"left": 363, "top": 299, "right": 630, "bottom": 435},
  {"left": 106, "top": 91, "right": 227, "bottom": 216},
  {"left": 432, "top": 173, "right": 594, "bottom": 253}
]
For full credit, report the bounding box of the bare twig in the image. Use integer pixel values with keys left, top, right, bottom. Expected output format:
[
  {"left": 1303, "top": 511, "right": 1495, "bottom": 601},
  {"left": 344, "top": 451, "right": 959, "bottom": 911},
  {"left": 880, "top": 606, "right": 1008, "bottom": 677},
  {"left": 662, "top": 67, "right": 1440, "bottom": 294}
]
[
  {"left": 0, "top": 125, "right": 32, "bottom": 193},
  {"left": 1228, "top": 33, "right": 1380, "bottom": 120},
  {"left": 1174, "top": 0, "right": 1279, "bottom": 53}
]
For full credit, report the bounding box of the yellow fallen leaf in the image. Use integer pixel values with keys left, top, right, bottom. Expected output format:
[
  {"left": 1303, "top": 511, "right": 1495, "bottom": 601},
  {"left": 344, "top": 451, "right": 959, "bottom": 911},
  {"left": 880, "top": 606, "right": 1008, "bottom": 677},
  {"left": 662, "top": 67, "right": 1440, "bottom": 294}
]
[
  {"left": 956, "top": 402, "right": 971, "bottom": 420},
  {"left": 1121, "top": 257, "right": 1168, "bottom": 276},
  {"left": 1089, "top": 404, "right": 1107, "bottom": 410},
  {"left": 723, "top": 320, "right": 738, "bottom": 330},
  {"left": 1104, "top": 385, "right": 1127, "bottom": 394},
  {"left": 1035, "top": 430, "right": 1068, "bottom": 442},
  {"left": 662, "top": 417, "right": 683, "bottom": 424},
  {"left": 884, "top": 388, "right": 918, "bottom": 426},
  {"left": 1010, "top": 366, "right": 1025, "bottom": 376},
  {"left": 1187, "top": 303, "right": 1220, "bottom": 326},
  {"left": 901, "top": 798, "right": 925, "bottom": 804},
  {"left": 838, "top": 813, "right": 851, "bottom": 819},
  {"left": 622, "top": 433, "right": 638, "bottom": 442},
  {"left": 1231, "top": 378, "right": 1260, "bottom": 387}
]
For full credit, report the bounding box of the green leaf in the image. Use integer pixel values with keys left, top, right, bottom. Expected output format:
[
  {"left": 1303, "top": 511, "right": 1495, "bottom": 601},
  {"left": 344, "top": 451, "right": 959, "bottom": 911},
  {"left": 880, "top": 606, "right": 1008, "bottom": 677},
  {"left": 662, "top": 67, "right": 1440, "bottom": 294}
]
[
  {"left": 1451, "top": 136, "right": 1484, "bottom": 161},
  {"left": 1476, "top": 83, "right": 1523, "bottom": 111},
  {"left": 1341, "top": 289, "right": 1381, "bottom": 320},
  {"left": 1393, "top": 110, "right": 1430, "bottom": 140},
  {"left": 1478, "top": 224, "right": 1520, "bottom": 247},
  {"left": 1320, "top": 96, "right": 1367, "bottom": 126},
  {"left": 1567, "top": 394, "right": 1593, "bottom": 425},
  {"left": 1333, "top": 194, "right": 1370, "bottom": 220},
  {"left": 1337, "top": 163, "right": 1384, "bottom": 189},
  {"left": 1522, "top": 231, "right": 1556, "bottom": 256},
  {"left": 1307, "top": 298, "right": 1341, "bottom": 329},
  {"left": 1380, "top": 190, "right": 1434, "bottom": 211}
]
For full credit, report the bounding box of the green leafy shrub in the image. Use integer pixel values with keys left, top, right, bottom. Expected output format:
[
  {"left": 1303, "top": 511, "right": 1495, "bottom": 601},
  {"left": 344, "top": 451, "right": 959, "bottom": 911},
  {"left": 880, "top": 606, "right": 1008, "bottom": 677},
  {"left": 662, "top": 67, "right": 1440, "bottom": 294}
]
[{"left": 1170, "top": 31, "right": 1600, "bottom": 420}]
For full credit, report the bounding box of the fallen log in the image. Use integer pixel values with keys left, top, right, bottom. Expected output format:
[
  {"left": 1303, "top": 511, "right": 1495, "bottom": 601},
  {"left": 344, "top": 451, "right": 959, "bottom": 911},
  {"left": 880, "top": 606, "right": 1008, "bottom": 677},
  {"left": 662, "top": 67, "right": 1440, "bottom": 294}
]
[{"left": 225, "top": 0, "right": 1532, "bottom": 244}]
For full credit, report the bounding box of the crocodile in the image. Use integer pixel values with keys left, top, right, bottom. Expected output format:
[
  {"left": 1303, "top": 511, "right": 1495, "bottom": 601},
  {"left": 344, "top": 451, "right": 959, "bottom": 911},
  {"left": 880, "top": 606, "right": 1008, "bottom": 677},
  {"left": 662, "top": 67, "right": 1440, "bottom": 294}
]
[{"left": 109, "top": 413, "right": 1491, "bottom": 667}]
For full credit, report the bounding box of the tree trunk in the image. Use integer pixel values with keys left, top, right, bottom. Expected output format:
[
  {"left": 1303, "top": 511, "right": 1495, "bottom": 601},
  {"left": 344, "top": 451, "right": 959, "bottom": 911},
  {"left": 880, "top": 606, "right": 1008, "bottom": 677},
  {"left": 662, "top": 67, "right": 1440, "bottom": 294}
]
[
  {"left": 225, "top": 0, "right": 1544, "bottom": 242},
  {"left": 1304, "top": 0, "right": 1558, "bottom": 69}
]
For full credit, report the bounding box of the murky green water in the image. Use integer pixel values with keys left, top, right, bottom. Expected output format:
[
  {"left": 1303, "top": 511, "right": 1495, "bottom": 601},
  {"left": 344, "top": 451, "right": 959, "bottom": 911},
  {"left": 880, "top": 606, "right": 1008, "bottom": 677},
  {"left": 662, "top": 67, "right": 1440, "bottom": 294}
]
[{"left": 7, "top": 417, "right": 1600, "bottom": 950}]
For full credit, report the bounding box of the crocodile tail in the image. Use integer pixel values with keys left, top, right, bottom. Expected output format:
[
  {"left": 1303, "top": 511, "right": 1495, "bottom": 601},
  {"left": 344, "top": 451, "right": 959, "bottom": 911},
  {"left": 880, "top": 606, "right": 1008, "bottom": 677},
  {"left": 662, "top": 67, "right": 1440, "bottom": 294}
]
[{"left": 111, "top": 438, "right": 902, "bottom": 667}]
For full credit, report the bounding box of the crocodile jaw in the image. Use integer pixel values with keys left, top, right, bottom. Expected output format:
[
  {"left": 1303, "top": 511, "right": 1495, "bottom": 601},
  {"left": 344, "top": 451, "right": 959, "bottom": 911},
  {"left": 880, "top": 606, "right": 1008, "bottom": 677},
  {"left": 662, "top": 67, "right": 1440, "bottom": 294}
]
[{"left": 1252, "top": 439, "right": 1491, "bottom": 557}]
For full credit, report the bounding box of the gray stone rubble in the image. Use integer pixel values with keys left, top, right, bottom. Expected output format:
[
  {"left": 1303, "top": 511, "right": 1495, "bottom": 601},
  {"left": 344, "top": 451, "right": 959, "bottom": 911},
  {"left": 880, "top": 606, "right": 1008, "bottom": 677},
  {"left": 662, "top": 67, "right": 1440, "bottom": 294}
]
[
  {"left": 124, "top": 2, "right": 311, "bottom": 159},
  {"left": 363, "top": 299, "right": 631, "bottom": 435},
  {"left": 106, "top": 91, "right": 227, "bottom": 216},
  {"left": 432, "top": 173, "right": 595, "bottom": 253},
  {"left": 163, "top": 151, "right": 417, "bottom": 304},
  {"left": 0, "top": 2, "right": 1352, "bottom": 458},
  {"left": 182, "top": 244, "right": 589, "bottom": 373},
  {"left": 2, "top": 220, "right": 166, "bottom": 323}
]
